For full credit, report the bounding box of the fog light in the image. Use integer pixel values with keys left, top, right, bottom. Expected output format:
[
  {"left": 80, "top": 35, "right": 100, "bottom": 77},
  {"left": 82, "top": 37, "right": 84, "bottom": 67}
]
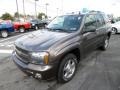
[{"left": 35, "top": 73, "right": 42, "bottom": 79}]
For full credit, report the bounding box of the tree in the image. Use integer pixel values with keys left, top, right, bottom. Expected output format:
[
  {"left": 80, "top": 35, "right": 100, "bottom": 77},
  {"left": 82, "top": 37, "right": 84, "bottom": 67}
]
[
  {"left": 1, "top": 13, "right": 13, "bottom": 20},
  {"left": 38, "top": 13, "right": 47, "bottom": 20},
  {"left": 14, "top": 12, "right": 19, "bottom": 18},
  {"left": 19, "top": 14, "right": 24, "bottom": 18}
]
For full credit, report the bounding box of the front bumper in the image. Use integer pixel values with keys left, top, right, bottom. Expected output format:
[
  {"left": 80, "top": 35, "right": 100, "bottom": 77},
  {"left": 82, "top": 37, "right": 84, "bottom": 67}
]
[
  {"left": 31, "top": 24, "right": 37, "bottom": 29},
  {"left": 12, "top": 52, "right": 58, "bottom": 80},
  {"left": 31, "top": 25, "right": 36, "bottom": 29}
]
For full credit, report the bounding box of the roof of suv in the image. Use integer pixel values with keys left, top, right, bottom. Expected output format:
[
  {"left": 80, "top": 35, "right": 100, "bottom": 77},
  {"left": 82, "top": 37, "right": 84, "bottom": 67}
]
[{"left": 64, "top": 11, "right": 105, "bottom": 16}]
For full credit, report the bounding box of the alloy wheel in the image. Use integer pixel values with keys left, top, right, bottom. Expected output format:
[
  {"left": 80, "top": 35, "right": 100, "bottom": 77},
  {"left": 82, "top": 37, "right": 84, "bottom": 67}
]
[
  {"left": 63, "top": 59, "right": 76, "bottom": 80},
  {"left": 35, "top": 26, "right": 38, "bottom": 30},
  {"left": 1, "top": 31, "right": 8, "bottom": 38},
  {"left": 19, "top": 27, "right": 25, "bottom": 33},
  {"left": 104, "top": 38, "right": 109, "bottom": 49},
  {"left": 112, "top": 28, "right": 117, "bottom": 34}
]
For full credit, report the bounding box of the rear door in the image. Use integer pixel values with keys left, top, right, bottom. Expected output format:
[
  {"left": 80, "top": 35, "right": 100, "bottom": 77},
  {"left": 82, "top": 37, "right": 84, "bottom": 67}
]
[
  {"left": 95, "top": 14, "right": 107, "bottom": 46},
  {"left": 81, "top": 14, "right": 98, "bottom": 56}
]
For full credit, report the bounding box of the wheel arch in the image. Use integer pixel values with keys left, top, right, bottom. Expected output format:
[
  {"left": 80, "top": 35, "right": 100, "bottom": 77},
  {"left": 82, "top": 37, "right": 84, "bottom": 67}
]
[{"left": 57, "top": 47, "right": 81, "bottom": 65}]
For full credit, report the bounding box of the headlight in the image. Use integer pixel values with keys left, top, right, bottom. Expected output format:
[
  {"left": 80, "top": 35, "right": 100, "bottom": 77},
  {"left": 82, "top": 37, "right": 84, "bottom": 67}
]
[
  {"left": 32, "top": 24, "right": 35, "bottom": 26},
  {"left": 30, "top": 52, "right": 49, "bottom": 64}
]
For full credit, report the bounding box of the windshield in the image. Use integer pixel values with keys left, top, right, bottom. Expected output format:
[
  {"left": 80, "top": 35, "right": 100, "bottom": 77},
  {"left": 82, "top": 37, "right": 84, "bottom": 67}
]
[
  {"left": 47, "top": 15, "right": 83, "bottom": 32},
  {"left": 31, "top": 20, "right": 38, "bottom": 22}
]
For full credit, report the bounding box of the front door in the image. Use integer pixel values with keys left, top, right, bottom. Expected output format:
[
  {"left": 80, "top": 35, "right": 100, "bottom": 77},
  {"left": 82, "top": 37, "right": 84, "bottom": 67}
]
[{"left": 81, "top": 14, "right": 98, "bottom": 56}]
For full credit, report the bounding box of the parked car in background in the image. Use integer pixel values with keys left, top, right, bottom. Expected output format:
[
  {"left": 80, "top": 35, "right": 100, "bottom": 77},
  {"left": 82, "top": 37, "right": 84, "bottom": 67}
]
[
  {"left": 12, "top": 11, "right": 111, "bottom": 83},
  {"left": 111, "top": 21, "right": 120, "bottom": 34},
  {"left": 13, "top": 20, "right": 31, "bottom": 33},
  {"left": 30, "top": 19, "right": 48, "bottom": 30},
  {"left": 0, "top": 20, "right": 14, "bottom": 38},
  {"left": 42, "top": 19, "right": 50, "bottom": 25},
  {"left": 30, "top": 19, "right": 42, "bottom": 30}
]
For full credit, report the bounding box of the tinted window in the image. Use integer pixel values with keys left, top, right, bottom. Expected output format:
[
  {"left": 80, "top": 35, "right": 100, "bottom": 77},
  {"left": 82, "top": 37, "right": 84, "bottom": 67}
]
[
  {"left": 83, "top": 14, "right": 97, "bottom": 32},
  {"left": 96, "top": 14, "right": 105, "bottom": 27}
]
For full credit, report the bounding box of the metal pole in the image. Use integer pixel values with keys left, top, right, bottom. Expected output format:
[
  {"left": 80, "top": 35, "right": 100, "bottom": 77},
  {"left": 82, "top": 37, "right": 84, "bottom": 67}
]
[
  {"left": 45, "top": 3, "right": 49, "bottom": 18},
  {"left": 61, "top": 0, "right": 63, "bottom": 14},
  {"left": 35, "top": 0, "right": 38, "bottom": 19},
  {"left": 35, "top": 0, "right": 37, "bottom": 18},
  {"left": 57, "top": 8, "right": 59, "bottom": 16},
  {"left": 23, "top": 0, "right": 26, "bottom": 21},
  {"left": 16, "top": 0, "right": 19, "bottom": 20}
]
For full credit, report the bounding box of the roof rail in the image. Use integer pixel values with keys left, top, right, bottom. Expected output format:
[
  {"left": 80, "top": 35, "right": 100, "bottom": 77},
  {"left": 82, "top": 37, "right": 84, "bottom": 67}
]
[
  {"left": 89, "top": 10, "right": 104, "bottom": 14},
  {"left": 65, "top": 10, "right": 104, "bottom": 15},
  {"left": 66, "top": 11, "right": 81, "bottom": 15}
]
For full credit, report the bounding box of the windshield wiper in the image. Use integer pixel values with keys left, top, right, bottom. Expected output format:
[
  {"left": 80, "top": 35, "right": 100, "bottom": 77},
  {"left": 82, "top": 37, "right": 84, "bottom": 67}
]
[
  {"left": 46, "top": 27, "right": 71, "bottom": 32},
  {"left": 52, "top": 28, "right": 69, "bottom": 32}
]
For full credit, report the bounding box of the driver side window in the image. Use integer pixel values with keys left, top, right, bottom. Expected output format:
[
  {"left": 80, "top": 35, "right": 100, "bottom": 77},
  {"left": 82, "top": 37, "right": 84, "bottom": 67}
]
[{"left": 83, "top": 15, "right": 97, "bottom": 32}]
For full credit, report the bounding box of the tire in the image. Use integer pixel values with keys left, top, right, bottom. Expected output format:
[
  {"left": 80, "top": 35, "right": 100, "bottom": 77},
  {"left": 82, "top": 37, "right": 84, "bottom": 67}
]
[
  {"left": 35, "top": 25, "right": 39, "bottom": 30},
  {"left": 58, "top": 54, "right": 78, "bottom": 83},
  {"left": 112, "top": 27, "right": 117, "bottom": 34},
  {"left": 19, "top": 27, "right": 25, "bottom": 33},
  {"left": 1, "top": 30, "right": 8, "bottom": 38},
  {"left": 100, "top": 37, "right": 109, "bottom": 50}
]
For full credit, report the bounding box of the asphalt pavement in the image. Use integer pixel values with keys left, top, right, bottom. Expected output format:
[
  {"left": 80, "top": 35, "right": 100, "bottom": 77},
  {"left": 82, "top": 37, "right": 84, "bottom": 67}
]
[{"left": 0, "top": 32, "right": 120, "bottom": 90}]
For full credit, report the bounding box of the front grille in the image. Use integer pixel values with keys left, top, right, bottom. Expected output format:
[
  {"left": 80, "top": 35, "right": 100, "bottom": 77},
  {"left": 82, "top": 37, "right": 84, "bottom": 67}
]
[
  {"left": 15, "top": 46, "right": 30, "bottom": 63},
  {"left": 16, "top": 46, "right": 28, "bottom": 54}
]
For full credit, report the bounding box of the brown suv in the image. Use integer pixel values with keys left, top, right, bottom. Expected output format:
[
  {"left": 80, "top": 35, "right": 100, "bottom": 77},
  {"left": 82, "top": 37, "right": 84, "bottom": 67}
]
[{"left": 12, "top": 11, "right": 112, "bottom": 83}]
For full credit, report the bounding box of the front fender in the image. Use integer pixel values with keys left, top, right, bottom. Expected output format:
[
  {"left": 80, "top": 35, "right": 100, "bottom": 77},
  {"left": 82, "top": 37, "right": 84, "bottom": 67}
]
[
  {"left": 56, "top": 42, "right": 80, "bottom": 56},
  {"left": 50, "top": 41, "right": 83, "bottom": 64},
  {"left": 48, "top": 33, "right": 83, "bottom": 63}
]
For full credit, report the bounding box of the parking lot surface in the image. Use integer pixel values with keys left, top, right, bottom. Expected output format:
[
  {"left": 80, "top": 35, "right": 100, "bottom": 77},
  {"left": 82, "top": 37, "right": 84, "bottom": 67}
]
[{"left": 0, "top": 33, "right": 120, "bottom": 90}]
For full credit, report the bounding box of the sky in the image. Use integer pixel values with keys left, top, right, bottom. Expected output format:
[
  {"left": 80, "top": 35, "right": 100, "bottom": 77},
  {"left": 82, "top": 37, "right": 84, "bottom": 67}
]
[{"left": 0, "top": 0, "right": 120, "bottom": 18}]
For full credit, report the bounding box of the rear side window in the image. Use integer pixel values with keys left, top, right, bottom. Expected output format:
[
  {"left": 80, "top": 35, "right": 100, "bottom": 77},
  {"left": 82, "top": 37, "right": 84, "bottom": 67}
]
[
  {"left": 85, "top": 15, "right": 96, "bottom": 25},
  {"left": 96, "top": 14, "right": 105, "bottom": 27},
  {"left": 83, "top": 14, "right": 97, "bottom": 32}
]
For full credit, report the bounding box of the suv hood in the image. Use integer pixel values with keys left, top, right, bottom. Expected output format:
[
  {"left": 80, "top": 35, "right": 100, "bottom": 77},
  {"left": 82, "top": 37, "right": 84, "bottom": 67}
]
[{"left": 15, "top": 30, "right": 70, "bottom": 51}]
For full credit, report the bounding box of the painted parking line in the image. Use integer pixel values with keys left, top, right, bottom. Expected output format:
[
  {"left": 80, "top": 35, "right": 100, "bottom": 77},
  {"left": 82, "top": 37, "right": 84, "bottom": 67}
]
[
  {"left": 0, "top": 41, "right": 14, "bottom": 48},
  {"left": 0, "top": 45, "right": 13, "bottom": 48},
  {"left": 8, "top": 44, "right": 14, "bottom": 47},
  {"left": 0, "top": 32, "right": 29, "bottom": 43},
  {"left": 0, "top": 41, "right": 14, "bottom": 45},
  {"left": 0, "top": 44, "right": 4, "bottom": 47},
  {"left": 0, "top": 50, "right": 13, "bottom": 54}
]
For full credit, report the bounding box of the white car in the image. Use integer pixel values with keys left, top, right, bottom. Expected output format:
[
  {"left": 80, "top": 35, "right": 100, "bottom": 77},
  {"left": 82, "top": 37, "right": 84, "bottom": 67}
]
[{"left": 112, "top": 21, "right": 120, "bottom": 34}]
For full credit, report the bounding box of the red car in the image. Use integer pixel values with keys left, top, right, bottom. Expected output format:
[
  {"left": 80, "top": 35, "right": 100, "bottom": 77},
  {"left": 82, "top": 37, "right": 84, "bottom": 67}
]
[{"left": 13, "top": 21, "right": 31, "bottom": 33}]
